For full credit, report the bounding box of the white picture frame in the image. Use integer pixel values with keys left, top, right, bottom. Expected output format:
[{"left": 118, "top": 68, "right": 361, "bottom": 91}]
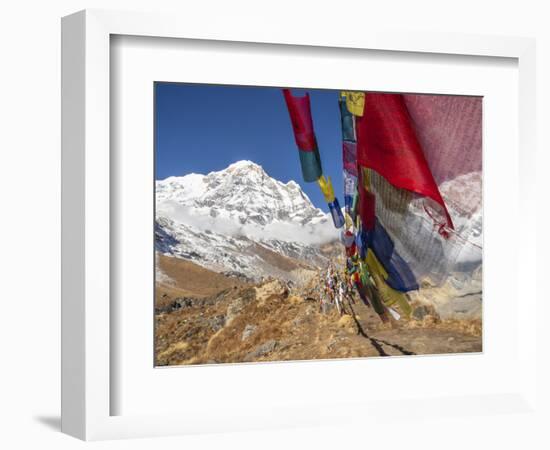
[{"left": 61, "top": 9, "right": 537, "bottom": 441}]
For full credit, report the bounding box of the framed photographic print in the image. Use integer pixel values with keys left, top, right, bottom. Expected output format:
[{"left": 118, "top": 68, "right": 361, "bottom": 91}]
[
  {"left": 153, "top": 83, "right": 483, "bottom": 367},
  {"left": 62, "top": 9, "right": 537, "bottom": 441}
]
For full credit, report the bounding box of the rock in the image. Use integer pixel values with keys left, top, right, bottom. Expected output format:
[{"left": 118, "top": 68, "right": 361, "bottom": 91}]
[
  {"left": 288, "top": 295, "right": 303, "bottom": 305},
  {"left": 436, "top": 294, "right": 482, "bottom": 320},
  {"left": 422, "top": 315, "right": 440, "bottom": 327},
  {"left": 241, "top": 288, "right": 257, "bottom": 303},
  {"left": 241, "top": 324, "right": 257, "bottom": 340},
  {"left": 155, "top": 296, "right": 199, "bottom": 314},
  {"left": 171, "top": 297, "right": 202, "bottom": 311},
  {"left": 255, "top": 280, "right": 289, "bottom": 304},
  {"left": 326, "top": 339, "right": 338, "bottom": 351},
  {"left": 244, "top": 340, "right": 278, "bottom": 361},
  {"left": 226, "top": 291, "right": 256, "bottom": 323},
  {"left": 184, "top": 327, "right": 200, "bottom": 339},
  {"left": 412, "top": 305, "right": 430, "bottom": 320},
  {"left": 226, "top": 301, "right": 244, "bottom": 323},
  {"left": 226, "top": 290, "right": 256, "bottom": 323},
  {"left": 207, "top": 315, "right": 226, "bottom": 332},
  {"left": 408, "top": 271, "right": 482, "bottom": 321}
]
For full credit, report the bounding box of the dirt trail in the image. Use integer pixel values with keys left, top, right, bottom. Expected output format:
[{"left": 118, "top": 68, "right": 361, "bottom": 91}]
[{"left": 344, "top": 293, "right": 481, "bottom": 357}]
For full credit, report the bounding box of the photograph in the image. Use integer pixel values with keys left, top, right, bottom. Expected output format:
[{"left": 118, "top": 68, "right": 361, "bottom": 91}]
[{"left": 154, "top": 83, "right": 483, "bottom": 366}]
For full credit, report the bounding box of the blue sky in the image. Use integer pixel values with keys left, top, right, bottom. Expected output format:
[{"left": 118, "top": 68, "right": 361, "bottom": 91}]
[{"left": 155, "top": 83, "right": 343, "bottom": 211}]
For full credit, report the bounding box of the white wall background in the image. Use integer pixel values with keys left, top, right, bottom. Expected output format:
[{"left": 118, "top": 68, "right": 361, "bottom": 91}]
[{"left": 0, "top": 1, "right": 547, "bottom": 448}]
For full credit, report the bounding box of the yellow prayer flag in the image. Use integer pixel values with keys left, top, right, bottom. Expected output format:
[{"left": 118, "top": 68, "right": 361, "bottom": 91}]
[
  {"left": 341, "top": 91, "right": 366, "bottom": 116},
  {"left": 317, "top": 175, "right": 335, "bottom": 203},
  {"left": 366, "top": 249, "right": 388, "bottom": 280},
  {"left": 371, "top": 272, "right": 412, "bottom": 316},
  {"left": 366, "top": 250, "right": 412, "bottom": 317},
  {"left": 344, "top": 212, "right": 354, "bottom": 229}
]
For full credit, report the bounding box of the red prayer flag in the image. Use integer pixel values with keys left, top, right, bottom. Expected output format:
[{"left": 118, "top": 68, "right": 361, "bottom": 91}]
[
  {"left": 356, "top": 93, "right": 453, "bottom": 229},
  {"left": 346, "top": 242, "right": 357, "bottom": 258},
  {"left": 403, "top": 95, "right": 482, "bottom": 185},
  {"left": 282, "top": 89, "right": 316, "bottom": 152},
  {"left": 343, "top": 141, "right": 358, "bottom": 176}
]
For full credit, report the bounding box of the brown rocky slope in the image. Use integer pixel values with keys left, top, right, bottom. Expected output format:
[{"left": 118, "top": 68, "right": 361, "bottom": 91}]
[{"left": 155, "top": 255, "right": 481, "bottom": 366}]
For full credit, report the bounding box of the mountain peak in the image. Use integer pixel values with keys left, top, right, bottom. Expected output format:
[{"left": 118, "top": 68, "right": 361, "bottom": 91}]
[
  {"left": 156, "top": 159, "right": 329, "bottom": 230},
  {"left": 155, "top": 160, "right": 338, "bottom": 281},
  {"left": 226, "top": 160, "right": 262, "bottom": 171}
]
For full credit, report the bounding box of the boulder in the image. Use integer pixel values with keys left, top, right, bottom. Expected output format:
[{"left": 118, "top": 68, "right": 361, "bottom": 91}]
[
  {"left": 241, "top": 324, "right": 257, "bottom": 341},
  {"left": 244, "top": 340, "right": 278, "bottom": 361}
]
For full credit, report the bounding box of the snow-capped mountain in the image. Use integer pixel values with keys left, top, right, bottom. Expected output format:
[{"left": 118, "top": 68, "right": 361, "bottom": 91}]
[
  {"left": 439, "top": 171, "right": 482, "bottom": 248},
  {"left": 155, "top": 160, "right": 482, "bottom": 285},
  {"left": 402, "top": 171, "right": 483, "bottom": 279},
  {"left": 156, "top": 160, "right": 327, "bottom": 227},
  {"left": 155, "top": 161, "right": 338, "bottom": 282}
]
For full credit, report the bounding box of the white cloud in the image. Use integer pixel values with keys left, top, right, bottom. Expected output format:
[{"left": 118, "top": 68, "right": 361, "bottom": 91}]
[{"left": 156, "top": 200, "right": 338, "bottom": 246}]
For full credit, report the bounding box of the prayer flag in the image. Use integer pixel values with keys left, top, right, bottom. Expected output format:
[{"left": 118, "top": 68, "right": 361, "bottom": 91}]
[
  {"left": 339, "top": 97, "right": 356, "bottom": 142},
  {"left": 356, "top": 93, "right": 453, "bottom": 229},
  {"left": 282, "top": 89, "right": 323, "bottom": 182},
  {"left": 328, "top": 198, "right": 345, "bottom": 229},
  {"left": 341, "top": 91, "right": 366, "bottom": 116},
  {"left": 317, "top": 175, "right": 335, "bottom": 203}
]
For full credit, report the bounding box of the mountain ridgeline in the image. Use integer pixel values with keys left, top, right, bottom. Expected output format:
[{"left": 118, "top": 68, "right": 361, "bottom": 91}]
[
  {"left": 155, "top": 160, "right": 482, "bottom": 289},
  {"left": 155, "top": 160, "right": 340, "bottom": 284}
]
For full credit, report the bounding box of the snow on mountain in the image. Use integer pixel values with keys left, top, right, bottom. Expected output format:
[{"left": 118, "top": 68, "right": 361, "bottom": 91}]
[
  {"left": 155, "top": 161, "right": 338, "bottom": 282},
  {"left": 411, "top": 172, "right": 483, "bottom": 319},
  {"left": 438, "top": 171, "right": 482, "bottom": 269},
  {"left": 439, "top": 171, "right": 482, "bottom": 247},
  {"left": 370, "top": 169, "right": 483, "bottom": 287},
  {"left": 406, "top": 170, "right": 482, "bottom": 249},
  {"left": 155, "top": 161, "right": 482, "bottom": 285},
  {"left": 156, "top": 160, "right": 330, "bottom": 230}
]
